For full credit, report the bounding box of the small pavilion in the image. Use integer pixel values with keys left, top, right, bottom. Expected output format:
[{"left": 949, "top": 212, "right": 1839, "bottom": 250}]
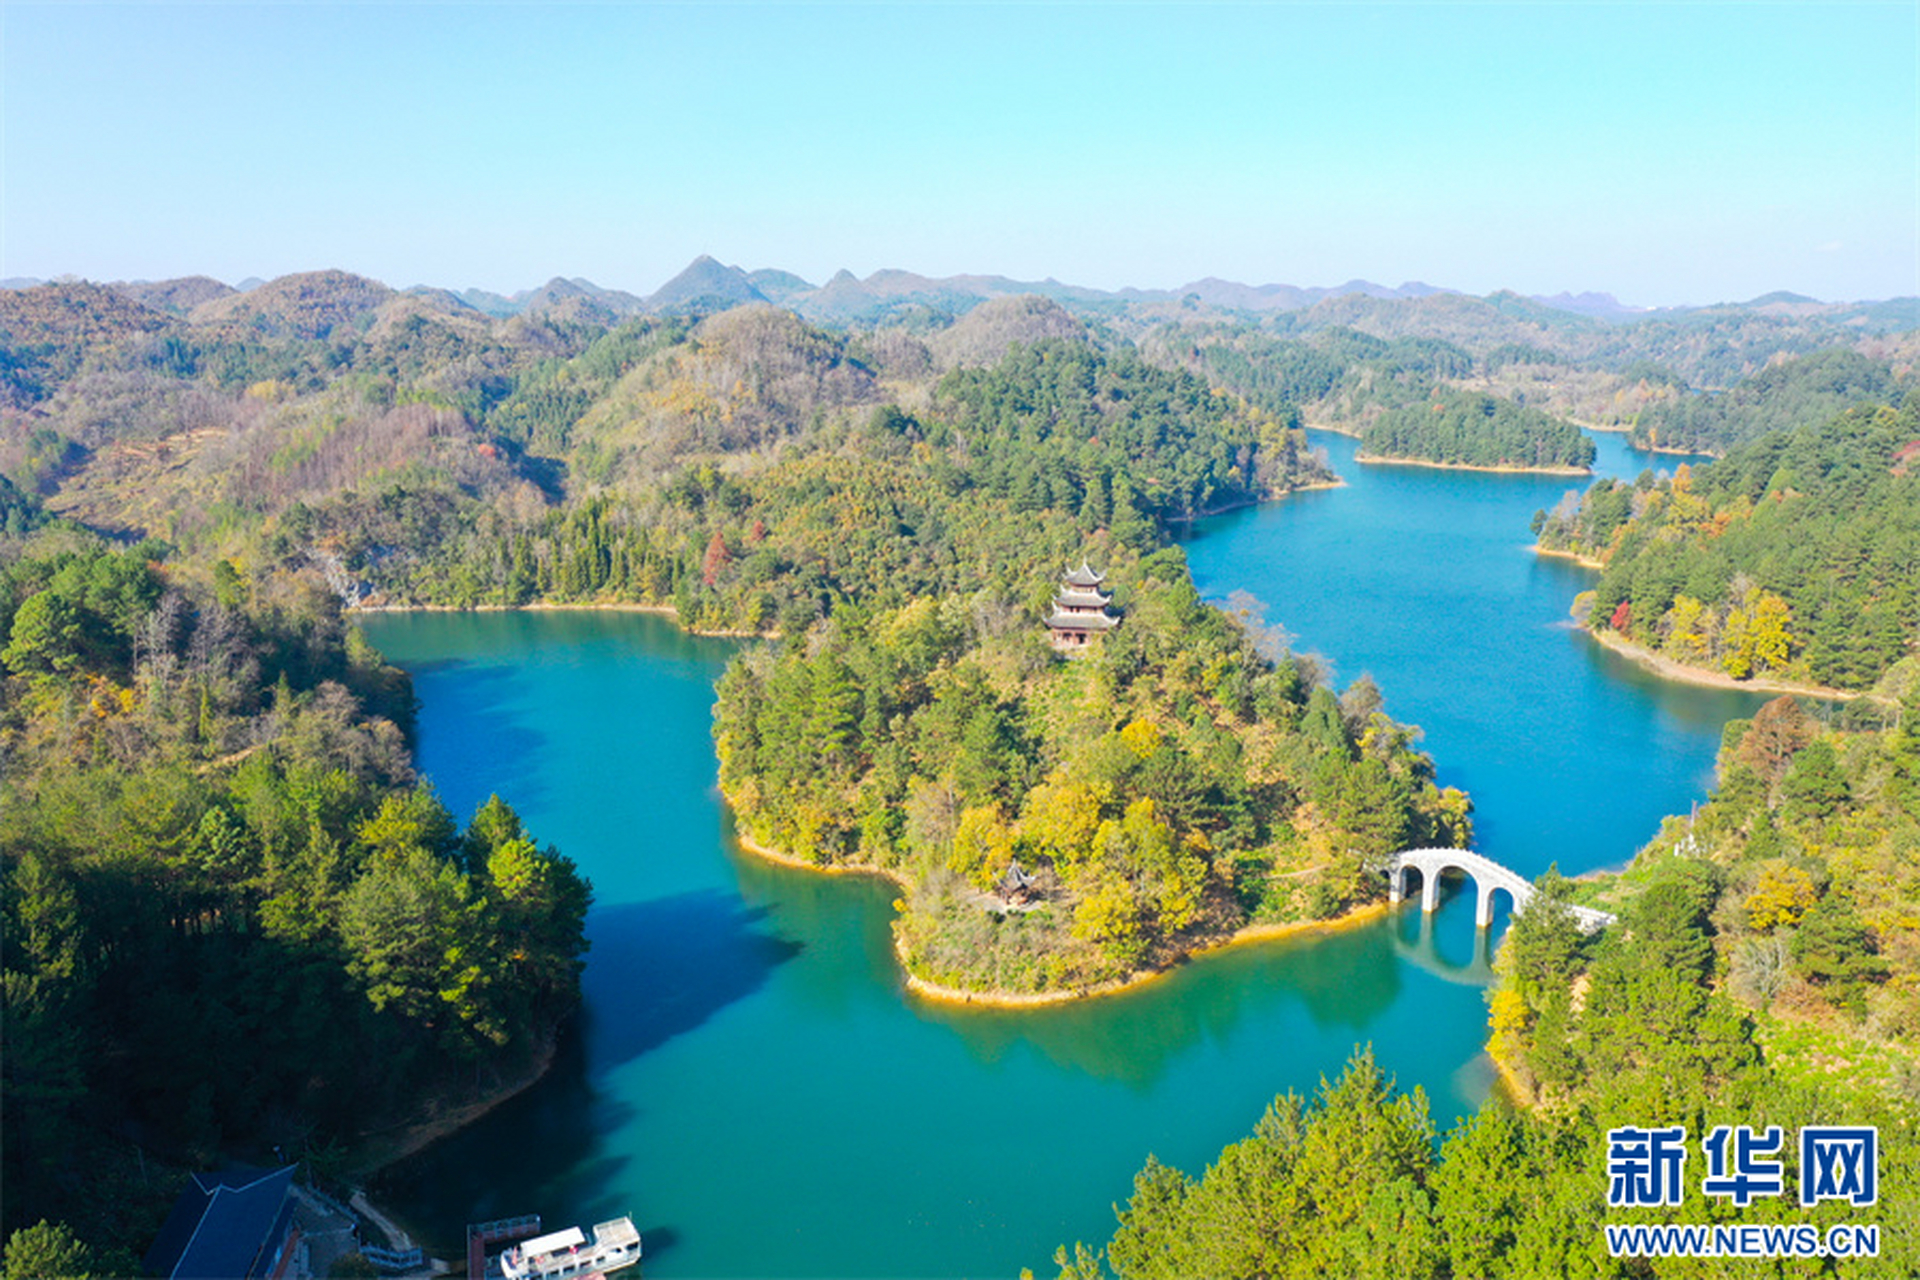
[
  {"left": 1045, "top": 563, "right": 1119, "bottom": 652},
  {"left": 995, "top": 859, "right": 1038, "bottom": 905}
]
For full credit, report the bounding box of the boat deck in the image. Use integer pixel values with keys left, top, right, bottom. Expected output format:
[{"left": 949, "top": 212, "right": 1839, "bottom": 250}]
[{"left": 499, "top": 1218, "right": 641, "bottom": 1280}]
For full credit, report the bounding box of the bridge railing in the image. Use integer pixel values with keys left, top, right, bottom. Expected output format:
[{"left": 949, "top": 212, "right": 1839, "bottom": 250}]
[
  {"left": 1384, "top": 848, "right": 1615, "bottom": 931},
  {"left": 470, "top": 1215, "right": 542, "bottom": 1242}
]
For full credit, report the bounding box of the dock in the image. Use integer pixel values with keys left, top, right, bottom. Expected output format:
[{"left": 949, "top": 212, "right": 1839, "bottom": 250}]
[{"left": 467, "top": 1215, "right": 542, "bottom": 1280}]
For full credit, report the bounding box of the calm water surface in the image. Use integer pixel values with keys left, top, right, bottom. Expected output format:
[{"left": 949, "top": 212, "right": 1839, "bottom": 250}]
[
  {"left": 362, "top": 430, "right": 1764, "bottom": 1279},
  {"left": 1184, "top": 430, "right": 1756, "bottom": 876}
]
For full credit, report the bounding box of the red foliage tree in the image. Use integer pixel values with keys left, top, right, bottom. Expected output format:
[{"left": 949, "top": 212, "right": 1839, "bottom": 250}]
[{"left": 702, "top": 531, "right": 730, "bottom": 586}]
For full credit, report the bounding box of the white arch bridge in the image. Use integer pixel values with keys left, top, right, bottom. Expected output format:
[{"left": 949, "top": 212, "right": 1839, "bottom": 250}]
[{"left": 1386, "top": 848, "right": 1615, "bottom": 933}]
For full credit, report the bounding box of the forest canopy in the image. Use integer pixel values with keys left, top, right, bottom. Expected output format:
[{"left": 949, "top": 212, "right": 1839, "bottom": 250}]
[
  {"left": 1360, "top": 388, "right": 1595, "bottom": 472},
  {"left": 0, "top": 533, "right": 589, "bottom": 1264},
  {"left": 6, "top": 268, "right": 1917, "bottom": 1271},
  {"left": 1537, "top": 397, "right": 1920, "bottom": 692}
]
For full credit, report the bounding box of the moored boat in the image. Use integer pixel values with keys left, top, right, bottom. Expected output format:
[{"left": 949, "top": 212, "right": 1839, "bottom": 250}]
[{"left": 499, "top": 1218, "right": 641, "bottom": 1280}]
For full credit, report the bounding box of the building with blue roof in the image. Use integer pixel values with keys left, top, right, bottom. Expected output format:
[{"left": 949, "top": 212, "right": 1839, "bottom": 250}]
[{"left": 142, "top": 1165, "right": 302, "bottom": 1280}]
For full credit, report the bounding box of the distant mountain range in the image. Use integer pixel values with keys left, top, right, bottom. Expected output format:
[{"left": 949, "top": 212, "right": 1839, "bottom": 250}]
[
  {"left": 563, "top": 256, "right": 1574, "bottom": 322},
  {"left": 8, "top": 259, "right": 1909, "bottom": 328},
  {"left": 5, "top": 262, "right": 1914, "bottom": 345}
]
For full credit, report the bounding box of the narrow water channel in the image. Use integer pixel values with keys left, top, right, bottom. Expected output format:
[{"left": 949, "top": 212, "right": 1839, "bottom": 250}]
[
  {"left": 362, "top": 430, "right": 1767, "bottom": 1278},
  {"left": 1182, "top": 430, "right": 1757, "bottom": 877}
]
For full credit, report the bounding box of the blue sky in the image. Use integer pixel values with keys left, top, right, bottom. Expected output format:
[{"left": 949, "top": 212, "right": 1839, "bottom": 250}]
[{"left": 4, "top": 2, "right": 1915, "bottom": 306}]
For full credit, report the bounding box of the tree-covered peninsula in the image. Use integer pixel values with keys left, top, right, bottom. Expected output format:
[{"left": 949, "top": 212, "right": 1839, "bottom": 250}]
[
  {"left": 1039, "top": 690, "right": 1920, "bottom": 1279},
  {"left": 1628, "top": 347, "right": 1904, "bottom": 456},
  {"left": 717, "top": 549, "right": 1471, "bottom": 995},
  {"left": 0, "top": 525, "right": 589, "bottom": 1267},
  {"left": 1535, "top": 397, "right": 1920, "bottom": 693}
]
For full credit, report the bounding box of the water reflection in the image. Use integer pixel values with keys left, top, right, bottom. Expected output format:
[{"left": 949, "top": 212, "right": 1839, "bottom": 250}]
[
  {"left": 723, "top": 835, "right": 907, "bottom": 1010},
  {"left": 912, "top": 918, "right": 1408, "bottom": 1089},
  {"left": 375, "top": 1031, "right": 622, "bottom": 1253},
  {"left": 1392, "top": 905, "right": 1497, "bottom": 988},
  {"left": 402, "top": 660, "right": 554, "bottom": 810}
]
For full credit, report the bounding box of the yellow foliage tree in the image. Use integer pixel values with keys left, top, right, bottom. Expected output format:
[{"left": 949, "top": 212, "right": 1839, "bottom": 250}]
[
  {"left": 1666, "top": 468, "right": 1712, "bottom": 533},
  {"left": 1722, "top": 584, "right": 1795, "bottom": 678},
  {"left": 1118, "top": 718, "right": 1164, "bottom": 759},
  {"left": 1018, "top": 770, "right": 1106, "bottom": 874},
  {"left": 1070, "top": 866, "right": 1147, "bottom": 970},
  {"left": 1744, "top": 861, "right": 1819, "bottom": 930},
  {"left": 1748, "top": 588, "right": 1794, "bottom": 673},
  {"left": 1487, "top": 985, "right": 1531, "bottom": 1071},
  {"left": 1094, "top": 799, "right": 1207, "bottom": 933},
  {"left": 1431, "top": 787, "right": 1475, "bottom": 849},
  {"left": 1155, "top": 845, "right": 1210, "bottom": 933},
  {"left": 950, "top": 804, "right": 1015, "bottom": 889},
  {"left": 1662, "top": 594, "right": 1712, "bottom": 665}
]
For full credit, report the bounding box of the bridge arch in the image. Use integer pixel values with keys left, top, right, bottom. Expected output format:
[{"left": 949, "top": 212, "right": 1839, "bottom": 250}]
[{"left": 1385, "top": 848, "right": 1614, "bottom": 932}]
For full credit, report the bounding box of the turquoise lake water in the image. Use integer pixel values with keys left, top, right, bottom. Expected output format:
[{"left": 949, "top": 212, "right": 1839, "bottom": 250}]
[{"left": 360, "top": 430, "right": 1766, "bottom": 1279}]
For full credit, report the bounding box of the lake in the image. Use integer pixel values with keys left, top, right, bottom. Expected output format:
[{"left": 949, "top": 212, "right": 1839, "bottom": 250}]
[{"left": 362, "top": 430, "right": 1766, "bottom": 1278}]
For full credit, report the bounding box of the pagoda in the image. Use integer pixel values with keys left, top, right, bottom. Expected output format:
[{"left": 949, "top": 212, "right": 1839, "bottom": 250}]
[{"left": 1045, "top": 562, "right": 1119, "bottom": 652}]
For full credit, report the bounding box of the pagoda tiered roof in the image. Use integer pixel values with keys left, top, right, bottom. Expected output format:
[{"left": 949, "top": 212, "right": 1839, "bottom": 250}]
[
  {"left": 1063, "top": 562, "right": 1106, "bottom": 589},
  {"left": 1044, "top": 609, "right": 1121, "bottom": 632},
  {"left": 1052, "top": 587, "right": 1112, "bottom": 611}
]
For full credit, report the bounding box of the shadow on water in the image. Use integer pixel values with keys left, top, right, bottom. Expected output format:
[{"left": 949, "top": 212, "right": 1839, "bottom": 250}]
[
  {"left": 915, "top": 919, "right": 1408, "bottom": 1090},
  {"left": 578, "top": 891, "right": 803, "bottom": 1073},
  {"left": 405, "top": 661, "right": 554, "bottom": 812},
  {"left": 1568, "top": 622, "right": 1781, "bottom": 730},
  {"left": 375, "top": 1025, "right": 623, "bottom": 1254},
  {"left": 374, "top": 889, "right": 800, "bottom": 1252}
]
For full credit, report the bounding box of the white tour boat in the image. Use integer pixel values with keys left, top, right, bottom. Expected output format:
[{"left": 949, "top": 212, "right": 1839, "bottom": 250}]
[{"left": 498, "top": 1217, "right": 641, "bottom": 1280}]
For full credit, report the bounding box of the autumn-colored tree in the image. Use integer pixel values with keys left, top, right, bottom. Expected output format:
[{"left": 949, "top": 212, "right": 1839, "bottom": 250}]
[
  {"left": 1071, "top": 866, "right": 1147, "bottom": 969},
  {"left": 1742, "top": 860, "right": 1818, "bottom": 930},
  {"left": 701, "top": 530, "right": 730, "bottom": 586},
  {"left": 1737, "top": 695, "right": 1814, "bottom": 786},
  {"left": 1019, "top": 770, "right": 1107, "bottom": 873},
  {"left": 949, "top": 804, "right": 1015, "bottom": 889},
  {"left": 1660, "top": 593, "right": 1711, "bottom": 664},
  {"left": 1746, "top": 587, "right": 1794, "bottom": 672}
]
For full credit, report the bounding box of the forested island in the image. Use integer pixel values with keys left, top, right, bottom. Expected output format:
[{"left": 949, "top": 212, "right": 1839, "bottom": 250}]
[
  {"left": 1536, "top": 397, "right": 1920, "bottom": 694},
  {"left": 1357, "top": 387, "right": 1595, "bottom": 473},
  {"left": 4, "top": 263, "right": 1918, "bottom": 1270}
]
